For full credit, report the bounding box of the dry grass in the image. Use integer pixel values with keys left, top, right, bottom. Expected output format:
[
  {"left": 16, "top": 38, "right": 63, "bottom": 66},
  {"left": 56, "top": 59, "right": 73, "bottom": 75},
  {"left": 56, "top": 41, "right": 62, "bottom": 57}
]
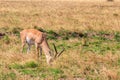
[
  {"left": 0, "top": 1, "right": 120, "bottom": 32},
  {"left": 0, "top": 48, "right": 120, "bottom": 79}
]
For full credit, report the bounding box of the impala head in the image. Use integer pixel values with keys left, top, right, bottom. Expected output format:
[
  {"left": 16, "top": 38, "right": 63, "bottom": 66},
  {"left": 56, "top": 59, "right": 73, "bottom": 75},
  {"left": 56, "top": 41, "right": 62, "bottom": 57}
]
[{"left": 46, "top": 43, "right": 65, "bottom": 65}]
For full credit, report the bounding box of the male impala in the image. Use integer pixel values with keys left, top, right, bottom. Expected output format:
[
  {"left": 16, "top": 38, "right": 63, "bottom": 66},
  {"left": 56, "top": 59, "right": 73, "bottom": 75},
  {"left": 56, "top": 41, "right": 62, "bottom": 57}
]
[{"left": 20, "top": 29, "right": 64, "bottom": 65}]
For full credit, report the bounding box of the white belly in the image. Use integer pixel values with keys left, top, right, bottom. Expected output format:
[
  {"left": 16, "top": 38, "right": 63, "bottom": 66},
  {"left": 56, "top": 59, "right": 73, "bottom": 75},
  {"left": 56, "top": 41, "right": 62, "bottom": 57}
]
[{"left": 26, "top": 37, "right": 35, "bottom": 45}]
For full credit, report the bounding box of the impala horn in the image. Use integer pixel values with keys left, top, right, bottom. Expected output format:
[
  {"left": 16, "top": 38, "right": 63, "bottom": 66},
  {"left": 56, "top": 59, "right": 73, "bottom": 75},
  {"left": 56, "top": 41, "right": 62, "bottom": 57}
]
[{"left": 53, "top": 43, "right": 65, "bottom": 59}]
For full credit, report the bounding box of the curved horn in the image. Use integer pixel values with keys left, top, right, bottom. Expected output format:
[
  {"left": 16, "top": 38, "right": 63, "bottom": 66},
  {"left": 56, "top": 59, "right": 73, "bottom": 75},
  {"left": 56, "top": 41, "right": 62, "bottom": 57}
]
[
  {"left": 53, "top": 43, "right": 65, "bottom": 58},
  {"left": 53, "top": 43, "right": 58, "bottom": 59},
  {"left": 57, "top": 48, "right": 65, "bottom": 57}
]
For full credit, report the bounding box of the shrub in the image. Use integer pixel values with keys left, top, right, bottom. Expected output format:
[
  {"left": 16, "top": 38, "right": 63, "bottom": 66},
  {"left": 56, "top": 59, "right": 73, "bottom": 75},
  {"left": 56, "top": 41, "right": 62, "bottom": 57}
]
[
  {"left": 3, "top": 35, "right": 10, "bottom": 44},
  {"left": 24, "top": 61, "right": 38, "bottom": 68},
  {"left": 115, "top": 32, "right": 120, "bottom": 42},
  {"left": 107, "top": 0, "right": 114, "bottom": 2}
]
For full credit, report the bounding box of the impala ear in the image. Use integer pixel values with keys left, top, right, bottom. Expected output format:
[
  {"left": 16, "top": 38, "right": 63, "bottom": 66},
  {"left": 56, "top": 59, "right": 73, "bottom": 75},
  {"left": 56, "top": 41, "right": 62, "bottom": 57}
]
[{"left": 53, "top": 43, "right": 65, "bottom": 59}]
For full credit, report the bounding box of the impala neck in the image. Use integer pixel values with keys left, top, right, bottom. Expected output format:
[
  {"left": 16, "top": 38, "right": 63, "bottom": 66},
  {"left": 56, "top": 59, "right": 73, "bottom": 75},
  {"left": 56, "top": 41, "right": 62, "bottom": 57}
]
[{"left": 41, "top": 39, "right": 52, "bottom": 64}]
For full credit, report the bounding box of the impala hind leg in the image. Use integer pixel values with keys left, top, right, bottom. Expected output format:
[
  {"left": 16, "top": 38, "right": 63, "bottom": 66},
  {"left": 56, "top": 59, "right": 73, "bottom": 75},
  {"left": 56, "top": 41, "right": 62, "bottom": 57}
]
[
  {"left": 20, "top": 32, "right": 26, "bottom": 53},
  {"left": 27, "top": 43, "right": 31, "bottom": 53}
]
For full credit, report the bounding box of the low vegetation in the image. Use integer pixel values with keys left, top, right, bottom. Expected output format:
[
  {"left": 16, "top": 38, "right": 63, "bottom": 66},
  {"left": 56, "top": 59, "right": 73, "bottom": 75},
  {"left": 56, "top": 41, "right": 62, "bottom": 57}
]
[
  {"left": 0, "top": 27, "right": 120, "bottom": 80},
  {"left": 0, "top": 0, "right": 120, "bottom": 80}
]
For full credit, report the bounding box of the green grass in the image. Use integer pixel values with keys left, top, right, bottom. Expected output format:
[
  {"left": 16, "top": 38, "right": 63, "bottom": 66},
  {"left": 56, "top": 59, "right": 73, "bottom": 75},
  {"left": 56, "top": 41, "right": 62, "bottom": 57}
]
[
  {"left": 9, "top": 62, "right": 64, "bottom": 79},
  {"left": 0, "top": 72, "right": 16, "bottom": 80},
  {"left": 24, "top": 61, "right": 38, "bottom": 68},
  {"left": 9, "top": 63, "right": 24, "bottom": 69},
  {"left": 9, "top": 61, "right": 38, "bottom": 69}
]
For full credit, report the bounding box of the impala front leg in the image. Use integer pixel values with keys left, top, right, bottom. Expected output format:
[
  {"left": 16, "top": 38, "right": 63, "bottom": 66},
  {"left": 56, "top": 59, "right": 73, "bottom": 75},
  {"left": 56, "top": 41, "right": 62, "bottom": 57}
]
[
  {"left": 21, "top": 42, "right": 25, "bottom": 53},
  {"left": 40, "top": 47, "right": 42, "bottom": 57},
  {"left": 35, "top": 43, "right": 39, "bottom": 59}
]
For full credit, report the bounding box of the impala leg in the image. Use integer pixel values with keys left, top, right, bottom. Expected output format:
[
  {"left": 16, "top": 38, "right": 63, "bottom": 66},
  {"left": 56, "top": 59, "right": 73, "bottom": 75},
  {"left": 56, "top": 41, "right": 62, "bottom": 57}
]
[
  {"left": 20, "top": 34, "right": 26, "bottom": 53},
  {"left": 27, "top": 44, "right": 31, "bottom": 53},
  {"left": 39, "top": 47, "right": 42, "bottom": 57},
  {"left": 37, "top": 47, "right": 39, "bottom": 59},
  {"left": 35, "top": 43, "right": 39, "bottom": 59},
  {"left": 21, "top": 42, "right": 25, "bottom": 53}
]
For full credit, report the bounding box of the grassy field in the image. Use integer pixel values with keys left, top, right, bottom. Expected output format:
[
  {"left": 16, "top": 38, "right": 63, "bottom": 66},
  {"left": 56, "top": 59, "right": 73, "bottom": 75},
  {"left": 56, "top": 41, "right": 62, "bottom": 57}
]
[{"left": 0, "top": 0, "right": 120, "bottom": 80}]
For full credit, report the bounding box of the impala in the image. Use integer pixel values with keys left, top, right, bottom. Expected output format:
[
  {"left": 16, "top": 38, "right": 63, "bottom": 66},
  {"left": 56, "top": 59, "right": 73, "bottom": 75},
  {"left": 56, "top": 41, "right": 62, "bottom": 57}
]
[{"left": 20, "top": 29, "right": 64, "bottom": 65}]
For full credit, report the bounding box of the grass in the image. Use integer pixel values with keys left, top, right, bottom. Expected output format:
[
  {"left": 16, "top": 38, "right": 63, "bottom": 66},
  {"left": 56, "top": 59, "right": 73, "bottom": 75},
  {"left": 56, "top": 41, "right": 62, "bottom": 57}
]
[
  {"left": 0, "top": 1, "right": 120, "bottom": 32},
  {"left": 0, "top": 0, "right": 120, "bottom": 80},
  {"left": 0, "top": 72, "right": 16, "bottom": 80},
  {"left": 0, "top": 27, "right": 120, "bottom": 80}
]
